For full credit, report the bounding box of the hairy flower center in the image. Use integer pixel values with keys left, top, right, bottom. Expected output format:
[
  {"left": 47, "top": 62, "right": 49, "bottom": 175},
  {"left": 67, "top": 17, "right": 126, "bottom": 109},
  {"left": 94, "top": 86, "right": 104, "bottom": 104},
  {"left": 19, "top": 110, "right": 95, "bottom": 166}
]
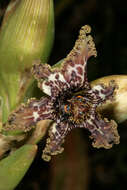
[{"left": 60, "top": 95, "right": 90, "bottom": 124}]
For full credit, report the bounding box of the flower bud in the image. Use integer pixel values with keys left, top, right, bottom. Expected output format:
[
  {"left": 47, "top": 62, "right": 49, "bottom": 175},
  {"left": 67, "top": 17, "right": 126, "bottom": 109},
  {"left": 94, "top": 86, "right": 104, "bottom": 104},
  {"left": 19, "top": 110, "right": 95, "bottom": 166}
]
[{"left": 0, "top": 0, "right": 54, "bottom": 123}]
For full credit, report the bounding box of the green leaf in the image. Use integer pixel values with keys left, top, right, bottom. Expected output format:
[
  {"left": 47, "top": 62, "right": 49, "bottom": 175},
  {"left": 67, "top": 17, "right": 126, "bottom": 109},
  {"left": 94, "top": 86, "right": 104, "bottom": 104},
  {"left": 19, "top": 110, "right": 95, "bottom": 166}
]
[{"left": 0, "top": 144, "right": 37, "bottom": 190}]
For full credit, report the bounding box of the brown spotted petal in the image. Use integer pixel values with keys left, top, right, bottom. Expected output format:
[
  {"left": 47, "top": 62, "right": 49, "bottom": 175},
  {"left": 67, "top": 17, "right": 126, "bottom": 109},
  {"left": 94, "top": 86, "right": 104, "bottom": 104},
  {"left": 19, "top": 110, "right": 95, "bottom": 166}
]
[
  {"left": 42, "top": 121, "right": 70, "bottom": 161},
  {"left": 61, "top": 25, "right": 97, "bottom": 88},
  {"left": 90, "top": 82, "right": 116, "bottom": 104},
  {"left": 32, "top": 25, "right": 97, "bottom": 98},
  {"left": 84, "top": 82, "right": 116, "bottom": 109},
  {"left": 85, "top": 114, "right": 120, "bottom": 149},
  {"left": 4, "top": 97, "right": 54, "bottom": 132},
  {"left": 32, "top": 62, "right": 70, "bottom": 98}
]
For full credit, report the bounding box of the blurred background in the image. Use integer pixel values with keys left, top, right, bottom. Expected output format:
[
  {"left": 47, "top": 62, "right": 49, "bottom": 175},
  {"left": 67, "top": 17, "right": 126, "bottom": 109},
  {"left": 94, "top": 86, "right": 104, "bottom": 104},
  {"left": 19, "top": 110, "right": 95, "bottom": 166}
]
[{"left": 0, "top": 0, "right": 127, "bottom": 189}]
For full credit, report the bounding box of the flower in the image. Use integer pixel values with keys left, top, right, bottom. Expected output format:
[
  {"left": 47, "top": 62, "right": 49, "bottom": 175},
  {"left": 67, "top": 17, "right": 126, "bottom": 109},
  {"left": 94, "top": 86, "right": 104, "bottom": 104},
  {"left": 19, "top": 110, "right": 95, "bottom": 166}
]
[{"left": 4, "top": 25, "right": 120, "bottom": 161}]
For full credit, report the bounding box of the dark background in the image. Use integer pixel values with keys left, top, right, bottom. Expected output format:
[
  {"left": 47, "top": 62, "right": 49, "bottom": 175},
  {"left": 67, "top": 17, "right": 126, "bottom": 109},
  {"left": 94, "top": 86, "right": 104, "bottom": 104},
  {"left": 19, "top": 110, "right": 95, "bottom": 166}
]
[{"left": 0, "top": 0, "right": 127, "bottom": 190}]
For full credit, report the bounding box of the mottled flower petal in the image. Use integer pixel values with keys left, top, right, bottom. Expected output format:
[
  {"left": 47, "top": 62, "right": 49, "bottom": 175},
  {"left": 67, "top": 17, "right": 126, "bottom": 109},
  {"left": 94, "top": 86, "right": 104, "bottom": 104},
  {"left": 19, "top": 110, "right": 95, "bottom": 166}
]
[
  {"left": 32, "top": 62, "right": 69, "bottom": 98},
  {"left": 42, "top": 121, "right": 69, "bottom": 161},
  {"left": 4, "top": 97, "right": 54, "bottom": 132},
  {"left": 90, "top": 81, "right": 116, "bottom": 104},
  {"left": 61, "top": 25, "right": 97, "bottom": 88},
  {"left": 32, "top": 25, "right": 97, "bottom": 98},
  {"left": 85, "top": 113, "right": 120, "bottom": 148}
]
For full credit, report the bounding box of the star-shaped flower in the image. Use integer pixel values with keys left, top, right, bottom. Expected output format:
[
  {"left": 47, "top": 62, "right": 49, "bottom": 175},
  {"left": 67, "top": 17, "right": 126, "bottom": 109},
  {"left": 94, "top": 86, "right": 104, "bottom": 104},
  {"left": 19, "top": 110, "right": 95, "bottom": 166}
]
[{"left": 5, "top": 25, "right": 120, "bottom": 161}]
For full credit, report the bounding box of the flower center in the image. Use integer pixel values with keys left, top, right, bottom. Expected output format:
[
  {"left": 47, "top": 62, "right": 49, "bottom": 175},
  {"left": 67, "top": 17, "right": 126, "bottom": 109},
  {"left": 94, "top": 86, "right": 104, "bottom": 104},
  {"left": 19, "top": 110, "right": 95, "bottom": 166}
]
[{"left": 61, "top": 95, "right": 90, "bottom": 124}]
